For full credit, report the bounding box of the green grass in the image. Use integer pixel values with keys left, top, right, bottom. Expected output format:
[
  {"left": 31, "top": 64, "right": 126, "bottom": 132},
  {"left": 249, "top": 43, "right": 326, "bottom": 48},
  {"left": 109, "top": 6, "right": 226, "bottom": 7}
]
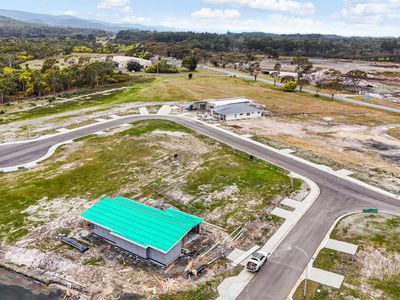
[
  {"left": 160, "top": 282, "right": 218, "bottom": 300},
  {"left": 0, "top": 120, "right": 295, "bottom": 243},
  {"left": 0, "top": 77, "right": 155, "bottom": 123},
  {"left": 120, "top": 119, "right": 190, "bottom": 136},
  {"left": 83, "top": 256, "right": 105, "bottom": 266},
  {"left": 294, "top": 214, "right": 400, "bottom": 300}
]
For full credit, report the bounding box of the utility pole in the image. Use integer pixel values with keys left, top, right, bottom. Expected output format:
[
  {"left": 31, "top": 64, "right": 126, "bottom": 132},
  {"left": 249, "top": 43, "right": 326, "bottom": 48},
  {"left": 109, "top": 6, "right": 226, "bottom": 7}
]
[{"left": 295, "top": 246, "right": 312, "bottom": 299}]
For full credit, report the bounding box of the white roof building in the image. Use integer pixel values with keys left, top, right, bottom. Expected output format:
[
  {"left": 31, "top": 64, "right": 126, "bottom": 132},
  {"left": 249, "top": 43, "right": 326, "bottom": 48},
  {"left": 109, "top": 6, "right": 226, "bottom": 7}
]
[
  {"left": 211, "top": 103, "right": 263, "bottom": 121},
  {"left": 207, "top": 97, "right": 251, "bottom": 109}
]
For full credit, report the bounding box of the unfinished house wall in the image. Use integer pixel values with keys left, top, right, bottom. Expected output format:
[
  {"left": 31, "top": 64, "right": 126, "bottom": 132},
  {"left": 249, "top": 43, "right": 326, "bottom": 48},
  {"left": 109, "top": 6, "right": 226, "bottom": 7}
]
[
  {"left": 148, "top": 239, "right": 183, "bottom": 265},
  {"left": 93, "top": 225, "right": 116, "bottom": 243},
  {"left": 225, "top": 111, "right": 262, "bottom": 121},
  {"left": 114, "top": 237, "right": 148, "bottom": 259}
]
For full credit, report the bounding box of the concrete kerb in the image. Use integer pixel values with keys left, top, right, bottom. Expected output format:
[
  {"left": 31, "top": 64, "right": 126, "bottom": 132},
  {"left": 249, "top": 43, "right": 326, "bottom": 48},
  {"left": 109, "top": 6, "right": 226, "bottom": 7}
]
[
  {"left": 188, "top": 117, "right": 400, "bottom": 201},
  {"left": 0, "top": 114, "right": 125, "bottom": 146},
  {"left": 1, "top": 113, "right": 399, "bottom": 204},
  {"left": 287, "top": 210, "right": 400, "bottom": 299},
  {"left": 0, "top": 140, "right": 74, "bottom": 172},
  {"left": 286, "top": 211, "right": 360, "bottom": 300},
  {"left": 216, "top": 174, "right": 320, "bottom": 300}
]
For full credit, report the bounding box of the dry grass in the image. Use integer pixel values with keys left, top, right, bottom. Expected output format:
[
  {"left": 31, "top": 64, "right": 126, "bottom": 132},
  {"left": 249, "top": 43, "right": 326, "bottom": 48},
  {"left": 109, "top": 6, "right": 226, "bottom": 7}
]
[
  {"left": 134, "top": 74, "right": 400, "bottom": 126},
  {"left": 388, "top": 128, "right": 400, "bottom": 140}
]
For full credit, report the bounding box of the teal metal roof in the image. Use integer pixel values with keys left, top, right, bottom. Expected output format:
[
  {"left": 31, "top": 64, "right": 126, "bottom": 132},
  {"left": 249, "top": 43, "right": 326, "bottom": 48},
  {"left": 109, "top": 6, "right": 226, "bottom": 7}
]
[{"left": 80, "top": 197, "right": 203, "bottom": 253}]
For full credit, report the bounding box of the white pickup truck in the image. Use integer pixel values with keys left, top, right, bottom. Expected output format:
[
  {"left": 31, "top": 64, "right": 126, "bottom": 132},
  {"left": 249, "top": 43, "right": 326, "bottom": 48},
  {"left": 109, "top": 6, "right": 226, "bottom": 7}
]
[{"left": 246, "top": 251, "right": 270, "bottom": 272}]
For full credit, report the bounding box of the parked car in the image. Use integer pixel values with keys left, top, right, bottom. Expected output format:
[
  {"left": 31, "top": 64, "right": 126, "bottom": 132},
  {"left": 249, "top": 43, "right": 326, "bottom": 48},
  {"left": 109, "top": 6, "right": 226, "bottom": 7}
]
[{"left": 246, "top": 251, "right": 270, "bottom": 272}]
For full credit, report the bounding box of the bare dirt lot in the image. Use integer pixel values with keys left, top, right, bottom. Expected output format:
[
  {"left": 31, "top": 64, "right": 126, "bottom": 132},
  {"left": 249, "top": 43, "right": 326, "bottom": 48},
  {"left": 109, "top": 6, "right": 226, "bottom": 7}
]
[{"left": 224, "top": 117, "right": 400, "bottom": 194}]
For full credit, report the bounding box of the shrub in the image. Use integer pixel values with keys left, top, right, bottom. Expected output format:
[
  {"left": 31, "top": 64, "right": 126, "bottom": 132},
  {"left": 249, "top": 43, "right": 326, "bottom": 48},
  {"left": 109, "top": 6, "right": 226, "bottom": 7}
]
[
  {"left": 145, "top": 60, "right": 179, "bottom": 74},
  {"left": 283, "top": 81, "right": 297, "bottom": 92},
  {"left": 182, "top": 56, "right": 198, "bottom": 71},
  {"left": 127, "top": 60, "right": 142, "bottom": 72}
]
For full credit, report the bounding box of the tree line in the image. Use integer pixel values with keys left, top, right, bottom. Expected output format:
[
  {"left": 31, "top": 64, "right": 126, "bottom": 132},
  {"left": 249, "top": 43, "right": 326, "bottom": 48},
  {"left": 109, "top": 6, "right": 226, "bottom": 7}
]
[
  {"left": 116, "top": 31, "right": 400, "bottom": 61},
  {"left": 0, "top": 59, "right": 130, "bottom": 103}
]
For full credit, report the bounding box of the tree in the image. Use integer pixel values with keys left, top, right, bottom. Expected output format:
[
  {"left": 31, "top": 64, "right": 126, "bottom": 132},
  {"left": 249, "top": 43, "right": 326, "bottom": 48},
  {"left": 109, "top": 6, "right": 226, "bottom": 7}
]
[
  {"left": 345, "top": 70, "right": 367, "bottom": 92},
  {"left": 271, "top": 72, "right": 280, "bottom": 86},
  {"left": 41, "top": 58, "right": 57, "bottom": 73},
  {"left": 181, "top": 56, "right": 198, "bottom": 72},
  {"left": 44, "top": 66, "right": 62, "bottom": 93},
  {"left": 283, "top": 81, "right": 297, "bottom": 92},
  {"left": 272, "top": 63, "right": 281, "bottom": 86},
  {"left": 0, "top": 74, "right": 17, "bottom": 103},
  {"left": 127, "top": 60, "right": 142, "bottom": 72},
  {"left": 297, "top": 78, "right": 309, "bottom": 92},
  {"left": 315, "top": 80, "right": 323, "bottom": 95},
  {"left": 83, "top": 61, "right": 115, "bottom": 87},
  {"left": 28, "top": 70, "right": 48, "bottom": 96},
  {"left": 292, "top": 57, "right": 313, "bottom": 81},
  {"left": 18, "top": 70, "right": 31, "bottom": 92},
  {"left": 324, "top": 68, "right": 342, "bottom": 79},
  {"left": 322, "top": 80, "right": 342, "bottom": 99},
  {"left": 145, "top": 60, "right": 179, "bottom": 74}
]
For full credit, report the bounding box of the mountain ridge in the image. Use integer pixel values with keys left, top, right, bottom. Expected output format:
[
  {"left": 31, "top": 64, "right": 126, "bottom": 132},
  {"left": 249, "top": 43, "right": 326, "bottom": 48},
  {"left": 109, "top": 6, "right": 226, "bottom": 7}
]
[{"left": 0, "top": 9, "right": 173, "bottom": 32}]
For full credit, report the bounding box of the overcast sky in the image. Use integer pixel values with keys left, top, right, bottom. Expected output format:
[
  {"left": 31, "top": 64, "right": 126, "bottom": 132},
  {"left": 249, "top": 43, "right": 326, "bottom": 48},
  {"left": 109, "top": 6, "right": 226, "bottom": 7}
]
[{"left": 1, "top": 0, "right": 400, "bottom": 36}]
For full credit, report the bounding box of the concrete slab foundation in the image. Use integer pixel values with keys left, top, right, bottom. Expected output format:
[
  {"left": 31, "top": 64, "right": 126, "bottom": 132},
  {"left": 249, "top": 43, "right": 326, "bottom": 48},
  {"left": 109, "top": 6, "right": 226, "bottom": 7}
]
[{"left": 325, "top": 239, "right": 358, "bottom": 255}]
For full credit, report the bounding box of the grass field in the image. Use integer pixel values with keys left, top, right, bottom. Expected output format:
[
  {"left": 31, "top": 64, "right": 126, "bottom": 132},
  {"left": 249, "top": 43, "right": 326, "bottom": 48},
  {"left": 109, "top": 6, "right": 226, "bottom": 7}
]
[
  {"left": 0, "top": 120, "right": 298, "bottom": 243},
  {"left": 293, "top": 213, "right": 400, "bottom": 300},
  {"left": 2, "top": 70, "right": 400, "bottom": 127}
]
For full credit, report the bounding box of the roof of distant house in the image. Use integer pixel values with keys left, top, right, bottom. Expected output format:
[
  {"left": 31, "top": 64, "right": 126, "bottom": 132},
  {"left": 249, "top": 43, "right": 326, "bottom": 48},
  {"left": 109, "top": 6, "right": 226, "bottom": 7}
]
[
  {"left": 207, "top": 97, "right": 250, "bottom": 107},
  {"left": 80, "top": 197, "right": 203, "bottom": 253},
  {"left": 211, "top": 103, "right": 263, "bottom": 115}
]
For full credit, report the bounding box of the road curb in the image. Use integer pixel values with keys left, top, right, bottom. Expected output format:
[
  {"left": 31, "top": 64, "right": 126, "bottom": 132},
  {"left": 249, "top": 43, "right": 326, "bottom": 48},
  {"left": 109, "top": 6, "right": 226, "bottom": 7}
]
[
  {"left": 286, "top": 210, "right": 400, "bottom": 300},
  {"left": 216, "top": 174, "right": 320, "bottom": 300}
]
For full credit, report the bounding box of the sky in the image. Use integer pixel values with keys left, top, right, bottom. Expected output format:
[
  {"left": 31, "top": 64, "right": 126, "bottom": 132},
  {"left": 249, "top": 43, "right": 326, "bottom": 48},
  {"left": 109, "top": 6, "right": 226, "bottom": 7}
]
[{"left": 1, "top": 0, "right": 400, "bottom": 36}]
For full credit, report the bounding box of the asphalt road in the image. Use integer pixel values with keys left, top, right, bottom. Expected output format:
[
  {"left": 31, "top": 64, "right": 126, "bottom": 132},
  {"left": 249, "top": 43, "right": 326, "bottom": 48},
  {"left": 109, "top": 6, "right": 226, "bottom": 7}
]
[
  {"left": 1, "top": 115, "right": 399, "bottom": 300},
  {"left": 205, "top": 67, "right": 400, "bottom": 114}
]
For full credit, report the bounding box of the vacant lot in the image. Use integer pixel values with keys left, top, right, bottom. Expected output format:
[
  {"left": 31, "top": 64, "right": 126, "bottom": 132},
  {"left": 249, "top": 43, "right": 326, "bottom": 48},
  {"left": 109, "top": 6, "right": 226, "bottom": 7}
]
[
  {"left": 2, "top": 70, "right": 400, "bottom": 126},
  {"left": 0, "top": 120, "right": 301, "bottom": 299},
  {"left": 0, "top": 120, "right": 298, "bottom": 242},
  {"left": 294, "top": 213, "right": 400, "bottom": 300}
]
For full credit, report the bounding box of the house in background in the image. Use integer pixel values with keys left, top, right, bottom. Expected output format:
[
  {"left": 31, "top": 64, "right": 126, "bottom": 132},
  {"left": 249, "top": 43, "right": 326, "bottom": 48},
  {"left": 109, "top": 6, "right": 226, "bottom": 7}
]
[
  {"left": 211, "top": 102, "right": 263, "bottom": 121},
  {"left": 80, "top": 197, "right": 203, "bottom": 265},
  {"left": 206, "top": 97, "right": 251, "bottom": 110}
]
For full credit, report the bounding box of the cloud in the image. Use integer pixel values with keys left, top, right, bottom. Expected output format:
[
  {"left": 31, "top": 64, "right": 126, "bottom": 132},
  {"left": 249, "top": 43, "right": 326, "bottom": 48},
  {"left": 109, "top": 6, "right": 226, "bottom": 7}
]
[
  {"left": 204, "top": 0, "right": 315, "bottom": 15},
  {"left": 52, "top": 10, "right": 78, "bottom": 17},
  {"left": 268, "top": 14, "right": 316, "bottom": 26},
  {"left": 191, "top": 8, "right": 240, "bottom": 19},
  {"left": 97, "top": 0, "right": 131, "bottom": 11},
  {"left": 120, "top": 15, "right": 153, "bottom": 24},
  {"left": 340, "top": 0, "right": 400, "bottom": 24}
]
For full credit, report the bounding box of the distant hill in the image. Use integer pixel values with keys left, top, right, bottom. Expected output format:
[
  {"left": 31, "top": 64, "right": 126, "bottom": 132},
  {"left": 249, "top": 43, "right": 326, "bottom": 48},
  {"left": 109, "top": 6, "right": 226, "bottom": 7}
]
[
  {"left": 0, "top": 9, "right": 173, "bottom": 32},
  {"left": 0, "top": 15, "right": 106, "bottom": 37}
]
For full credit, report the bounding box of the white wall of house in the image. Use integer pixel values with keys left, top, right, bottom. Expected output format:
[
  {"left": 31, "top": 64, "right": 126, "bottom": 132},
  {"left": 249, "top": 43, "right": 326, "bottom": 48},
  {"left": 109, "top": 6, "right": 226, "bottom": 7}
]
[{"left": 215, "top": 111, "right": 262, "bottom": 120}]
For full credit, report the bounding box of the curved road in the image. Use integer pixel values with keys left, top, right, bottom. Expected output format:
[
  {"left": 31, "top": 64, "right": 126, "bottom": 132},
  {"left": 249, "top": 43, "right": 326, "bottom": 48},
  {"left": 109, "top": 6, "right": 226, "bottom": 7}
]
[
  {"left": 205, "top": 67, "right": 400, "bottom": 114},
  {"left": 1, "top": 115, "right": 399, "bottom": 300}
]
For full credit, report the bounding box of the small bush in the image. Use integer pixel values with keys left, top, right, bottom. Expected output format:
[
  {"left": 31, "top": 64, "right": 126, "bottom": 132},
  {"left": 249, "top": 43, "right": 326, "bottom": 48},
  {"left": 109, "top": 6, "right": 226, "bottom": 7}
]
[
  {"left": 145, "top": 60, "right": 179, "bottom": 74},
  {"left": 283, "top": 81, "right": 297, "bottom": 92},
  {"left": 0, "top": 110, "right": 4, "bottom": 114}
]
